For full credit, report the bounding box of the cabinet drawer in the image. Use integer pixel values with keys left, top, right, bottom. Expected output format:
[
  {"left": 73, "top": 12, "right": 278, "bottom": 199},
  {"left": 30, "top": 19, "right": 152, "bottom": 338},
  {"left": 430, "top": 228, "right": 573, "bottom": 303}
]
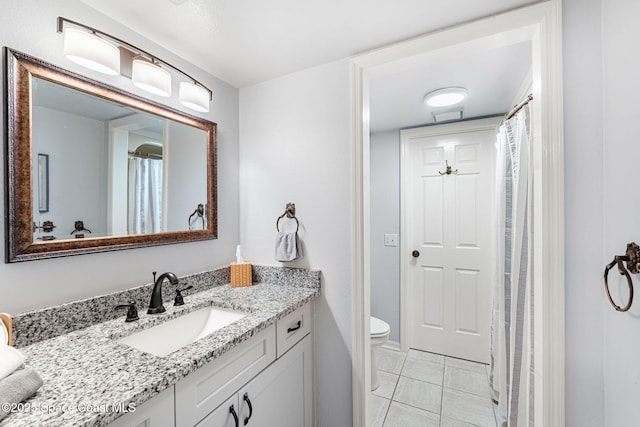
[
  {"left": 276, "top": 303, "right": 311, "bottom": 358},
  {"left": 175, "top": 325, "right": 276, "bottom": 427}
]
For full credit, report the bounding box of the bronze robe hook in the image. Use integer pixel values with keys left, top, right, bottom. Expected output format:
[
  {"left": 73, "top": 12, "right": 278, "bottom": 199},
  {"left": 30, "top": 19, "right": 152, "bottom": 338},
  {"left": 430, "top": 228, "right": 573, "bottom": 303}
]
[{"left": 438, "top": 160, "right": 458, "bottom": 175}]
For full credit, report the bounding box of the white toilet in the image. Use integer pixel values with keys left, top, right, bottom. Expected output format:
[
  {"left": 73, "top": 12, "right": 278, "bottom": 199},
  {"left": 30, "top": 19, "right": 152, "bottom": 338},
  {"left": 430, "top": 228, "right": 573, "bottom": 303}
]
[{"left": 370, "top": 316, "right": 391, "bottom": 391}]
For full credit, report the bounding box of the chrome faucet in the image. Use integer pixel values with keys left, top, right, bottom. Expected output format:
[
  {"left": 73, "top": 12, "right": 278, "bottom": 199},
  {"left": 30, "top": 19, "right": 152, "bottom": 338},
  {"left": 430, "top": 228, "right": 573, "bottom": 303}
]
[{"left": 148, "top": 271, "right": 179, "bottom": 314}]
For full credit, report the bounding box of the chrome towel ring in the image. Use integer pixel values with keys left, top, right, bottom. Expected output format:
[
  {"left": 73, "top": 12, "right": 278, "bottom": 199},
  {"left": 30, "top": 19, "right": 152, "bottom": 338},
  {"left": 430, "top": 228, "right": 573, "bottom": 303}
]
[{"left": 604, "top": 242, "right": 640, "bottom": 312}]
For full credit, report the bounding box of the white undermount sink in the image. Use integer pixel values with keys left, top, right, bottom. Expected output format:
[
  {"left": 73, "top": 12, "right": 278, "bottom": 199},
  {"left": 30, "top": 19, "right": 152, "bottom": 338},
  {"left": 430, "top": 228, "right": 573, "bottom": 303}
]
[{"left": 118, "top": 306, "right": 247, "bottom": 357}]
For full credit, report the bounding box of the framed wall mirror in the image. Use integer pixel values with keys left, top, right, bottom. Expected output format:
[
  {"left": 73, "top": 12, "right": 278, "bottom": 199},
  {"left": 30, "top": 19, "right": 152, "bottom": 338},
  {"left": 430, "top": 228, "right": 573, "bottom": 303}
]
[{"left": 5, "top": 49, "right": 217, "bottom": 262}]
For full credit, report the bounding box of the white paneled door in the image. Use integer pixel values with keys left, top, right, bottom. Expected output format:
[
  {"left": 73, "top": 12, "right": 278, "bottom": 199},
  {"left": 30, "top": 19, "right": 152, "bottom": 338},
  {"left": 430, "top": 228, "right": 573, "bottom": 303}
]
[{"left": 402, "top": 118, "right": 498, "bottom": 364}]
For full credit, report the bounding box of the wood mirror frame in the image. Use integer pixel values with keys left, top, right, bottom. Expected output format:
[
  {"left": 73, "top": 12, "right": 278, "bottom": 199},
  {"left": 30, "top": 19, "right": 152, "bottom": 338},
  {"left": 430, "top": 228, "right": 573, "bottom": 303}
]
[{"left": 4, "top": 49, "right": 217, "bottom": 262}]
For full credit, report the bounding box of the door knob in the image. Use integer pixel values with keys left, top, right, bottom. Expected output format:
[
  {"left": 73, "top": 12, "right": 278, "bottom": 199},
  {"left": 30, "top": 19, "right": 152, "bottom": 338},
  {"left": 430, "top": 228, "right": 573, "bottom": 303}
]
[{"left": 412, "top": 250, "right": 420, "bottom": 258}]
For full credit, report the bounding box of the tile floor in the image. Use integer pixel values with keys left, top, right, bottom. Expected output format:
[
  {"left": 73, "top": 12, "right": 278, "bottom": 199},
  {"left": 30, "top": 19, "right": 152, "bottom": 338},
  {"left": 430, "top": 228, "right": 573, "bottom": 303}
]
[{"left": 370, "top": 347, "right": 498, "bottom": 427}]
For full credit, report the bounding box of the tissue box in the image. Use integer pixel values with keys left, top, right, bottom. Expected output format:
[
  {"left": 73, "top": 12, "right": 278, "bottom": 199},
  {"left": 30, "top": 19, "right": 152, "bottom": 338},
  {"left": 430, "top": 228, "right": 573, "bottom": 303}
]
[{"left": 231, "top": 262, "right": 252, "bottom": 287}]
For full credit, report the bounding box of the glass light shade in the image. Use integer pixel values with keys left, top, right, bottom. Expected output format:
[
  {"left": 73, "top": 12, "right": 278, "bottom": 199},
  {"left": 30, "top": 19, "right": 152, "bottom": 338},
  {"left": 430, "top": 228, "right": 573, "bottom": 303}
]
[
  {"left": 63, "top": 28, "right": 120, "bottom": 76},
  {"left": 132, "top": 60, "right": 172, "bottom": 97},
  {"left": 424, "top": 87, "right": 468, "bottom": 107},
  {"left": 179, "top": 82, "right": 211, "bottom": 113}
]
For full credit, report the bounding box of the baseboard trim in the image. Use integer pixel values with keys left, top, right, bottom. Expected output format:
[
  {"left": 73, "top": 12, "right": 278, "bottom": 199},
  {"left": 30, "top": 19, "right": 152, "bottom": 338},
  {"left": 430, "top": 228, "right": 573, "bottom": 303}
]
[{"left": 382, "top": 341, "right": 401, "bottom": 352}]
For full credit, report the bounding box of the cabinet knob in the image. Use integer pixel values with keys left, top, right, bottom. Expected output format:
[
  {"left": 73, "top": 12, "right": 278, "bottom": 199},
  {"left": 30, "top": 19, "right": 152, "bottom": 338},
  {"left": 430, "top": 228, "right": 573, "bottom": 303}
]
[{"left": 412, "top": 250, "right": 420, "bottom": 258}]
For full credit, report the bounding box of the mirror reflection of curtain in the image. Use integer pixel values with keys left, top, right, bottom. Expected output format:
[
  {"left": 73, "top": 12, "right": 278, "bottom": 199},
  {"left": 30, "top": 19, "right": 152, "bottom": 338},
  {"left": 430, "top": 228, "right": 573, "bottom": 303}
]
[{"left": 128, "top": 157, "right": 163, "bottom": 234}]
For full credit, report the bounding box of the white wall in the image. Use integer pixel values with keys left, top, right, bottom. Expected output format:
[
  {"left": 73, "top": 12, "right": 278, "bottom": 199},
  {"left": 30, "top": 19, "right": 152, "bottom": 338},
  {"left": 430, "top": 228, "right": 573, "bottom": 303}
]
[
  {"left": 166, "top": 122, "right": 208, "bottom": 232},
  {"left": 370, "top": 130, "right": 401, "bottom": 342},
  {"left": 564, "top": 0, "right": 640, "bottom": 425},
  {"left": 600, "top": 0, "right": 640, "bottom": 424},
  {"left": 563, "top": 0, "right": 605, "bottom": 425},
  {"left": 32, "top": 106, "right": 108, "bottom": 239},
  {"left": 1, "top": 0, "right": 239, "bottom": 314},
  {"left": 239, "top": 59, "right": 352, "bottom": 427}
]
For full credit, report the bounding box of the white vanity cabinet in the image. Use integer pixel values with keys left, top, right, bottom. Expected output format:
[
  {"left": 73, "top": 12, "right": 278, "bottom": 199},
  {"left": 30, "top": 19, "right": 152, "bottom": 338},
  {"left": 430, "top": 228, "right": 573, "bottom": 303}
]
[
  {"left": 183, "top": 303, "right": 313, "bottom": 427},
  {"left": 108, "top": 303, "right": 313, "bottom": 427},
  {"left": 175, "top": 325, "right": 277, "bottom": 426},
  {"left": 175, "top": 303, "right": 313, "bottom": 427},
  {"left": 196, "top": 334, "right": 312, "bottom": 427}
]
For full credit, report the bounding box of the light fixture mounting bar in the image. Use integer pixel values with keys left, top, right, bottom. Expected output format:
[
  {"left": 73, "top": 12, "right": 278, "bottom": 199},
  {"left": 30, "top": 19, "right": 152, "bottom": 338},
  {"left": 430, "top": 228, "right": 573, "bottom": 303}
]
[{"left": 56, "top": 16, "right": 212, "bottom": 101}]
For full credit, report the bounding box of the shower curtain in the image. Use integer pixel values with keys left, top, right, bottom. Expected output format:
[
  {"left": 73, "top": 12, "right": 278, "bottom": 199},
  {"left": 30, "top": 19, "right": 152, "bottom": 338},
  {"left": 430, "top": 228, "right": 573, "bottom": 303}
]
[
  {"left": 128, "top": 157, "right": 163, "bottom": 234},
  {"left": 490, "top": 106, "right": 532, "bottom": 427}
]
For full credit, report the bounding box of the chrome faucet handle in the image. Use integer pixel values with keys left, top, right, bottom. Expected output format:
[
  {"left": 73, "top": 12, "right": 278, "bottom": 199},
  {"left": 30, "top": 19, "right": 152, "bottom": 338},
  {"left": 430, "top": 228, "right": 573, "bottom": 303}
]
[
  {"left": 174, "top": 285, "right": 194, "bottom": 306},
  {"left": 115, "top": 301, "right": 140, "bottom": 322}
]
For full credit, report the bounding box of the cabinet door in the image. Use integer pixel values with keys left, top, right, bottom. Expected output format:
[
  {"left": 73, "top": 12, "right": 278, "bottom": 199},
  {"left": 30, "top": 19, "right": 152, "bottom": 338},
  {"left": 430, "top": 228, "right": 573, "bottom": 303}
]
[
  {"left": 238, "top": 335, "right": 312, "bottom": 427},
  {"left": 175, "top": 325, "right": 276, "bottom": 427},
  {"left": 108, "top": 386, "right": 175, "bottom": 427},
  {"left": 195, "top": 395, "right": 240, "bottom": 427}
]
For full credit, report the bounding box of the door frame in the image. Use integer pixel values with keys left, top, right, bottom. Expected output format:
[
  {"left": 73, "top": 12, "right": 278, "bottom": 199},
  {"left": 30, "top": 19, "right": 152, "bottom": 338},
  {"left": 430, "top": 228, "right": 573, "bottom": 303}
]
[
  {"left": 350, "top": 1, "right": 564, "bottom": 426},
  {"left": 400, "top": 117, "right": 501, "bottom": 359}
]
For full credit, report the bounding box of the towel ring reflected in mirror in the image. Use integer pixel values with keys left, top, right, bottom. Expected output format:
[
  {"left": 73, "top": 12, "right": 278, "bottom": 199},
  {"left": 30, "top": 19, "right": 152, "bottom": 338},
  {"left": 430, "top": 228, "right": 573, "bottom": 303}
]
[
  {"left": 188, "top": 204, "right": 206, "bottom": 230},
  {"left": 276, "top": 202, "right": 299, "bottom": 233}
]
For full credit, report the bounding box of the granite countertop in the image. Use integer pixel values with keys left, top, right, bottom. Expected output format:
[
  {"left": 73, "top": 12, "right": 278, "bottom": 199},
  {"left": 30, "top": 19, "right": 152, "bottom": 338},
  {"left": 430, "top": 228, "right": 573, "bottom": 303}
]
[{"left": 1, "top": 272, "right": 320, "bottom": 426}]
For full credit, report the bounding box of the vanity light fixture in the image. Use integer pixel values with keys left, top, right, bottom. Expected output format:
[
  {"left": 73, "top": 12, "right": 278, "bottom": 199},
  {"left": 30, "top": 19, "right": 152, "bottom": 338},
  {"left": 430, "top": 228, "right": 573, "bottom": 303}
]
[
  {"left": 424, "top": 87, "right": 468, "bottom": 108},
  {"left": 57, "top": 17, "right": 213, "bottom": 112},
  {"left": 179, "top": 82, "right": 211, "bottom": 113},
  {"left": 63, "top": 28, "right": 120, "bottom": 76},
  {"left": 132, "top": 59, "right": 172, "bottom": 97}
]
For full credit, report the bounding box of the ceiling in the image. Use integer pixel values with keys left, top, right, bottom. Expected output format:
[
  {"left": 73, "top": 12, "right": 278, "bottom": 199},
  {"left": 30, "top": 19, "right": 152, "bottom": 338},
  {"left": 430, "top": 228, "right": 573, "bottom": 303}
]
[
  {"left": 369, "top": 41, "right": 532, "bottom": 133},
  {"left": 33, "top": 78, "right": 164, "bottom": 137},
  {"left": 79, "top": 0, "right": 536, "bottom": 88},
  {"left": 75, "top": 0, "right": 535, "bottom": 132},
  {"left": 33, "top": 78, "right": 131, "bottom": 122}
]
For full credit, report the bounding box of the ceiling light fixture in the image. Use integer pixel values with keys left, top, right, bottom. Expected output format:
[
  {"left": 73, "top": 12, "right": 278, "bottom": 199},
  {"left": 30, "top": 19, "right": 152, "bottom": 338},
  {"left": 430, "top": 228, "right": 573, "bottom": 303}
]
[
  {"left": 424, "top": 87, "right": 468, "bottom": 108},
  {"left": 57, "top": 17, "right": 213, "bottom": 112}
]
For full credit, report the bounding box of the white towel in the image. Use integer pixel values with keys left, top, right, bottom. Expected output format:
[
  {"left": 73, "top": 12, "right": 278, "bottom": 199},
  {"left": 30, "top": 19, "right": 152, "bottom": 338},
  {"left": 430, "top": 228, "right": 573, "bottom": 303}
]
[
  {"left": 275, "top": 232, "right": 302, "bottom": 262},
  {"left": 0, "top": 344, "right": 25, "bottom": 382}
]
